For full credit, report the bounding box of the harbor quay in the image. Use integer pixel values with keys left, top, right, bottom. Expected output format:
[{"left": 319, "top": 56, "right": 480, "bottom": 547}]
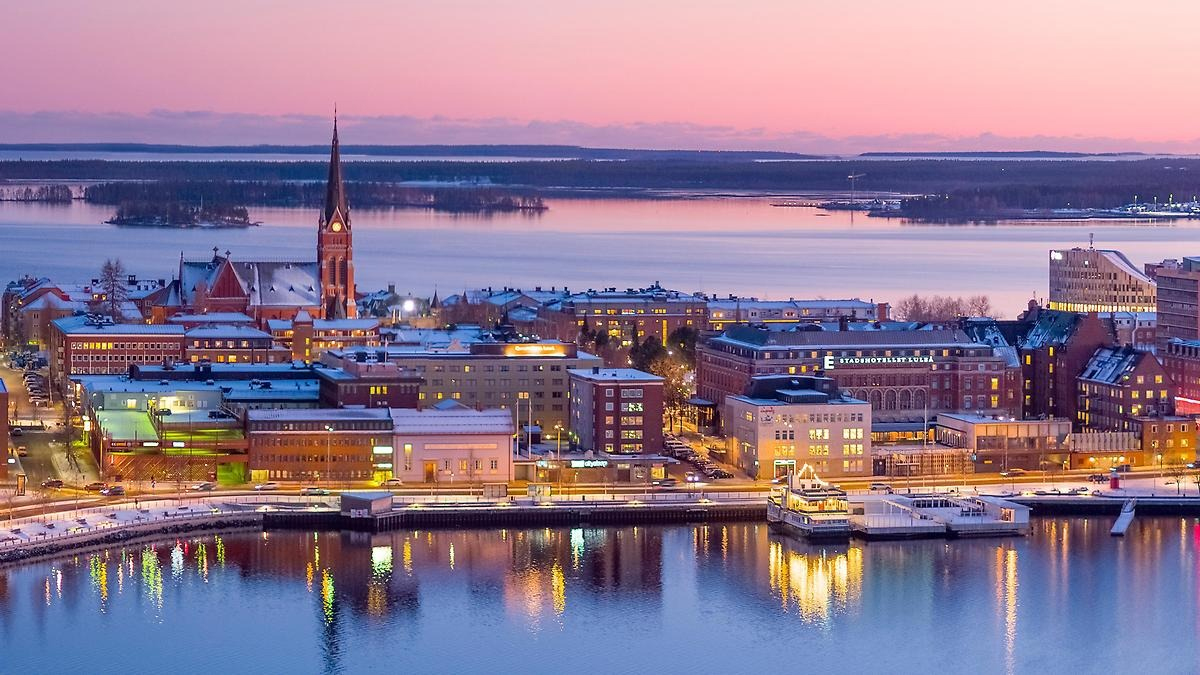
[{"left": 3, "top": 473, "right": 1197, "bottom": 563}]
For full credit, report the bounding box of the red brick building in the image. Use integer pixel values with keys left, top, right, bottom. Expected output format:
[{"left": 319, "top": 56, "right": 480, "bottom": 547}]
[
  {"left": 697, "top": 326, "right": 1021, "bottom": 428},
  {"left": 1014, "top": 308, "right": 1114, "bottom": 426},
  {"left": 316, "top": 358, "right": 422, "bottom": 409},
  {"left": 245, "top": 408, "right": 393, "bottom": 483},
  {"left": 49, "top": 316, "right": 186, "bottom": 392},
  {"left": 1077, "top": 345, "right": 1174, "bottom": 431},
  {"left": 1163, "top": 338, "right": 1200, "bottom": 414},
  {"left": 568, "top": 367, "right": 664, "bottom": 454}
]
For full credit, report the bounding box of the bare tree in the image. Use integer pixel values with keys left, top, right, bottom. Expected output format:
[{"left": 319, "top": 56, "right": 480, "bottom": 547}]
[
  {"left": 893, "top": 293, "right": 993, "bottom": 321},
  {"left": 96, "top": 258, "right": 130, "bottom": 320},
  {"left": 966, "top": 295, "right": 993, "bottom": 317}
]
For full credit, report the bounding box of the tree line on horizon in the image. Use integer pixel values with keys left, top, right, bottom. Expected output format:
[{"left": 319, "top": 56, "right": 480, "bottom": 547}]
[{"left": 3, "top": 158, "right": 1199, "bottom": 205}]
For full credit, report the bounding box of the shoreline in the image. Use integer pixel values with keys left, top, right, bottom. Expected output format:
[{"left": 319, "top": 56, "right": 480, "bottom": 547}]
[{"left": 2, "top": 491, "right": 1196, "bottom": 566}]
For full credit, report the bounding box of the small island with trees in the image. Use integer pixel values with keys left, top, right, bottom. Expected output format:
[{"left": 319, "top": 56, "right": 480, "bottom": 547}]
[{"left": 104, "top": 200, "right": 258, "bottom": 228}]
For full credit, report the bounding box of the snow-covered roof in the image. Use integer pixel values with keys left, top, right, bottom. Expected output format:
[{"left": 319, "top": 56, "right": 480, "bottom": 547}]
[
  {"left": 391, "top": 407, "right": 515, "bottom": 435},
  {"left": 568, "top": 368, "right": 662, "bottom": 383}
]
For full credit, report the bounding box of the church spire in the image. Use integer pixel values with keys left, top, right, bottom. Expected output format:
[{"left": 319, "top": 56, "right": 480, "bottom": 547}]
[{"left": 323, "top": 114, "right": 349, "bottom": 228}]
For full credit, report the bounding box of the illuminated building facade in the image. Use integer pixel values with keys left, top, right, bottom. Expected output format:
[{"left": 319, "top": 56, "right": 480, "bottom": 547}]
[
  {"left": 1048, "top": 247, "right": 1156, "bottom": 313},
  {"left": 539, "top": 283, "right": 706, "bottom": 348},
  {"left": 49, "top": 315, "right": 186, "bottom": 392},
  {"left": 723, "top": 375, "right": 872, "bottom": 479},
  {"left": 1155, "top": 257, "right": 1200, "bottom": 349},
  {"left": 321, "top": 338, "right": 601, "bottom": 433},
  {"left": 697, "top": 326, "right": 1020, "bottom": 428},
  {"left": 568, "top": 367, "right": 664, "bottom": 454},
  {"left": 246, "top": 408, "right": 392, "bottom": 483}
]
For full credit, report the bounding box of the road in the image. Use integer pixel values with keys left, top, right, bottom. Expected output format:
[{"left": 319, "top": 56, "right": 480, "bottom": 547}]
[{"left": 3, "top": 363, "right": 100, "bottom": 489}]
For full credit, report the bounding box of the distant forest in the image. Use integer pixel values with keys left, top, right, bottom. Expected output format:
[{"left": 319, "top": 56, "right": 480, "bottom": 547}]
[
  {"left": 84, "top": 181, "right": 547, "bottom": 213},
  {"left": 0, "top": 143, "right": 817, "bottom": 161},
  {"left": 0, "top": 184, "right": 73, "bottom": 202},
  {"left": 4, "top": 156, "right": 1200, "bottom": 215}
]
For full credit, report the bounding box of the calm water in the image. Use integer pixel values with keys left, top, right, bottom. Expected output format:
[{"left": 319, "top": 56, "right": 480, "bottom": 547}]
[
  {"left": 0, "top": 519, "right": 1198, "bottom": 673},
  {"left": 0, "top": 197, "right": 1197, "bottom": 316}
]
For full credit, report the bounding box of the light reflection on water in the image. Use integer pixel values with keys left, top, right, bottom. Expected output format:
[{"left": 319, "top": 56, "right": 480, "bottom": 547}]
[
  {"left": 0, "top": 520, "right": 1199, "bottom": 673},
  {"left": 2, "top": 198, "right": 1199, "bottom": 316}
]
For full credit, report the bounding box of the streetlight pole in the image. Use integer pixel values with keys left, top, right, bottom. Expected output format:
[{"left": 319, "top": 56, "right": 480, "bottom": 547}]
[{"left": 324, "top": 425, "right": 334, "bottom": 490}]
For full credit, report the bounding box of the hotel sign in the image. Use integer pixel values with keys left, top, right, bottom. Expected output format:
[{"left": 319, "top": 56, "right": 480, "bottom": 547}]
[
  {"left": 502, "top": 344, "right": 567, "bottom": 358},
  {"left": 823, "top": 355, "right": 934, "bottom": 370}
]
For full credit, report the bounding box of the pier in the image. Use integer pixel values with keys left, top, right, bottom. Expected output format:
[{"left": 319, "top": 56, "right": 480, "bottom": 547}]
[{"left": 849, "top": 494, "right": 1029, "bottom": 540}]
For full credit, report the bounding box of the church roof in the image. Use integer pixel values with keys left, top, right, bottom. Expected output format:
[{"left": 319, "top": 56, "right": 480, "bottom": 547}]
[{"left": 180, "top": 256, "right": 320, "bottom": 308}]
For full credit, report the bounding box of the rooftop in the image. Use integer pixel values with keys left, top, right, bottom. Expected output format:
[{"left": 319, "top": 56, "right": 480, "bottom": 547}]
[
  {"left": 714, "top": 326, "right": 981, "bottom": 349},
  {"left": 568, "top": 368, "right": 662, "bottom": 383},
  {"left": 247, "top": 408, "right": 393, "bottom": 422},
  {"left": 391, "top": 406, "right": 515, "bottom": 435},
  {"left": 52, "top": 315, "right": 185, "bottom": 336},
  {"left": 1079, "top": 345, "right": 1151, "bottom": 386}
]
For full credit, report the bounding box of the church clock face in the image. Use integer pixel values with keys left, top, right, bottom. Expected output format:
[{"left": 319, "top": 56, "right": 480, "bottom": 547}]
[{"left": 331, "top": 221, "right": 343, "bottom": 232}]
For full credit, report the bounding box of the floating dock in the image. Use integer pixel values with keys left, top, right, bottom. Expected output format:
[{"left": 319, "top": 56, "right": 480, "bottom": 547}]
[{"left": 849, "top": 494, "right": 1030, "bottom": 540}]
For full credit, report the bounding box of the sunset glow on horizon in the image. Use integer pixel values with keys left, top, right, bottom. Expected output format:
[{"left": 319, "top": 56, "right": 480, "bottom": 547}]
[{"left": 6, "top": 0, "right": 1200, "bottom": 150}]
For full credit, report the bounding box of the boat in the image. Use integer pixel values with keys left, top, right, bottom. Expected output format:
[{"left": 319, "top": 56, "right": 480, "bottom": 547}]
[{"left": 767, "top": 464, "right": 851, "bottom": 541}]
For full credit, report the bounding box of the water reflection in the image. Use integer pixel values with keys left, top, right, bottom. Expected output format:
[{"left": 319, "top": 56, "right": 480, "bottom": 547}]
[{"left": 2, "top": 520, "right": 1200, "bottom": 671}]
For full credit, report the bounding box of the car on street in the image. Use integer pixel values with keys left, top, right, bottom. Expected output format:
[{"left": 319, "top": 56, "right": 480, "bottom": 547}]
[
  {"left": 300, "top": 486, "right": 330, "bottom": 496},
  {"left": 1087, "top": 473, "right": 1107, "bottom": 483},
  {"left": 84, "top": 482, "right": 106, "bottom": 492},
  {"left": 710, "top": 469, "right": 733, "bottom": 479},
  {"left": 380, "top": 478, "right": 404, "bottom": 487},
  {"left": 15, "top": 446, "right": 28, "bottom": 457},
  {"left": 254, "top": 482, "right": 279, "bottom": 491},
  {"left": 101, "top": 485, "right": 125, "bottom": 496},
  {"left": 652, "top": 478, "right": 679, "bottom": 488},
  {"left": 869, "top": 482, "right": 893, "bottom": 492},
  {"left": 1000, "top": 468, "right": 1027, "bottom": 477},
  {"left": 9, "top": 427, "right": 22, "bottom": 437},
  {"left": 40, "top": 478, "right": 63, "bottom": 489},
  {"left": 189, "top": 482, "right": 217, "bottom": 491}
]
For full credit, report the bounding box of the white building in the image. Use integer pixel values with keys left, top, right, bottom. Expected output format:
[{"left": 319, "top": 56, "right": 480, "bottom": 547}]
[
  {"left": 390, "top": 401, "right": 514, "bottom": 484},
  {"left": 723, "top": 375, "right": 872, "bottom": 480}
]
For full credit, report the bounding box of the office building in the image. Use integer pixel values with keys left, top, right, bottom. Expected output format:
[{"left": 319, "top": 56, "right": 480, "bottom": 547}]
[
  {"left": 568, "top": 367, "right": 664, "bottom": 454},
  {"left": 723, "top": 375, "right": 872, "bottom": 479},
  {"left": 1048, "top": 247, "right": 1156, "bottom": 313}
]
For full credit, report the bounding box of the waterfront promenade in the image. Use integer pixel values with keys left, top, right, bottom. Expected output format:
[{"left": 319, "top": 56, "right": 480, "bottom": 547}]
[{"left": 4, "top": 474, "right": 1200, "bottom": 563}]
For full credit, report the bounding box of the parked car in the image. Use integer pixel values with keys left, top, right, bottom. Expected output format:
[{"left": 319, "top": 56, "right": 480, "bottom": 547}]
[
  {"left": 869, "top": 482, "right": 893, "bottom": 492},
  {"left": 1115, "top": 464, "right": 1132, "bottom": 473},
  {"left": 711, "top": 469, "right": 734, "bottom": 479},
  {"left": 253, "top": 482, "right": 279, "bottom": 491},
  {"left": 84, "top": 482, "right": 106, "bottom": 492},
  {"left": 380, "top": 478, "right": 404, "bottom": 487},
  {"left": 1000, "top": 468, "right": 1027, "bottom": 477},
  {"left": 40, "top": 478, "right": 63, "bottom": 489},
  {"left": 300, "top": 487, "right": 330, "bottom": 496},
  {"left": 9, "top": 427, "right": 22, "bottom": 437},
  {"left": 1087, "top": 473, "right": 1107, "bottom": 483},
  {"left": 189, "top": 482, "right": 217, "bottom": 492},
  {"left": 101, "top": 485, "right": 125, "bottom": 496}
]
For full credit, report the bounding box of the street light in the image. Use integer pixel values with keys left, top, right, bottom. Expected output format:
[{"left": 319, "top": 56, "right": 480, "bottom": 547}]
[{"left": 324, "top": 425, "right": 334, "bottom": 489}]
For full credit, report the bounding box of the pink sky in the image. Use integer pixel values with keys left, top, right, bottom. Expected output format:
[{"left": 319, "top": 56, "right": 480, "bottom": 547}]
[{"left": 5, "top": 0, "right": 1200, "bottom": 151}]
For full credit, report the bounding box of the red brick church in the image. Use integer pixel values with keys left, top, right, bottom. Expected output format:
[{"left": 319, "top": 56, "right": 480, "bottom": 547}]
[{"left": 154, "top": 119, "right": 358, "bottom": 324}]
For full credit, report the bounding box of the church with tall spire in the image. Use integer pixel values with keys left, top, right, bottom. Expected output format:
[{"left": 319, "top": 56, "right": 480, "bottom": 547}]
[
  {"left": 317, "top": 115, "right": 356, "bottom": 319},
  {"left": 157, "top": 118, "right": 358, "bottom": 323}
]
